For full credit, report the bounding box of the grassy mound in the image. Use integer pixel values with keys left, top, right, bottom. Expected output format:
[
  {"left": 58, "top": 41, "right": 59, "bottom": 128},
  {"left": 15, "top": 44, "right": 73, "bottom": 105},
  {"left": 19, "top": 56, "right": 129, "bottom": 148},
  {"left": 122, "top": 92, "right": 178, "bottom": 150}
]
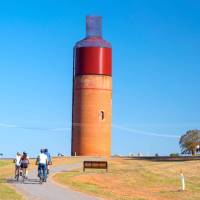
[{"left": 53, "top": 158, "right": 200, "bottom": 200}]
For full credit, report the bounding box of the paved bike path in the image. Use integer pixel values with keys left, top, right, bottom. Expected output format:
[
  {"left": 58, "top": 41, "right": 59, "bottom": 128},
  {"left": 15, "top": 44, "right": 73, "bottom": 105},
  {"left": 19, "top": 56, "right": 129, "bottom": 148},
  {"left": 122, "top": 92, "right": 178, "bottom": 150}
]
[{"left": 9, "top": 163, "right": 101, "bottom": 200}]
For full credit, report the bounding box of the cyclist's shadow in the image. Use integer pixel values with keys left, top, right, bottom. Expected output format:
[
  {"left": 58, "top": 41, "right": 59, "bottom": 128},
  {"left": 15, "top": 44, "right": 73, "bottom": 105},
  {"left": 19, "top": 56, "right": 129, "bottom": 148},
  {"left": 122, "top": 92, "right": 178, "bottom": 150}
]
[{"left": 6, "top": 178, "right": 41, "bottom": 184}]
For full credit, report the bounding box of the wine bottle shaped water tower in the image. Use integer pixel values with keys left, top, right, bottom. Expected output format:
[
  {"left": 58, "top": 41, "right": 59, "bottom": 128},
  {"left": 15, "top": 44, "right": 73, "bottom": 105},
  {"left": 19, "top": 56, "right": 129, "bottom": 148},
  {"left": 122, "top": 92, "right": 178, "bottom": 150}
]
[{"left": 71, "top": 16, "right": 112, "bottom": 157}]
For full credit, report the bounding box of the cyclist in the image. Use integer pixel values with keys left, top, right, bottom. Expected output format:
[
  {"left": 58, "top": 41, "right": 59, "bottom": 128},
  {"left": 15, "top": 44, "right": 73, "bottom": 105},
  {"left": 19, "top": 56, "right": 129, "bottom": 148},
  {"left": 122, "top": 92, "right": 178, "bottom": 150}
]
[
  {"left": 44, "top": 148, "right": 52, "bottom": 174},
  {"left": 14, "top": 152, "right": 21, "bottom": 179},
  {"left": 37, "top": 149, "right": 48, "bottom": 182},
  {"left": 20, "top": 152, "right": 29, "bottom": 179}
]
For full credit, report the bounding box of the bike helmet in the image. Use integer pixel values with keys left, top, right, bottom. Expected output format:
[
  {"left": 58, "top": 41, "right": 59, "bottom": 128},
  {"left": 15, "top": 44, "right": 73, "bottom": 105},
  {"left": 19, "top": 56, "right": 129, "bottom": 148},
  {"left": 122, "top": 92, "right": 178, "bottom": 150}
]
[
  {"left": 23, "top": 151, "right": 27, "bottom": 157},
  {"left": 40, "top": 149, "right": 45, "bottom": 153}
]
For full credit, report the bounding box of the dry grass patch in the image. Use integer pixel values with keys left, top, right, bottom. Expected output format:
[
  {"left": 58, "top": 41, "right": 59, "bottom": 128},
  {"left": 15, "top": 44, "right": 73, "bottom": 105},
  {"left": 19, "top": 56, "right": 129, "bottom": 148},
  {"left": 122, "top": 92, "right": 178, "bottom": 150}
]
[
  {"left": 53, "top": 158, "right": 200, "bottom": 200},
  {"left": 51, "top": 156, "right": 83, "bottom": 166}
]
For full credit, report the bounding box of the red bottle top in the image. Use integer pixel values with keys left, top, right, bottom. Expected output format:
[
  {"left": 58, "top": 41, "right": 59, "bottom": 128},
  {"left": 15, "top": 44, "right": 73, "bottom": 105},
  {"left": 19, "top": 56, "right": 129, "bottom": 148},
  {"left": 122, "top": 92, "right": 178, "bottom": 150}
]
[
  {"left": 74, "top": 16, "right": 112, "bottom": 76},
  {"left": 75, "top": 47, "right": 112, "bottom": 76}
]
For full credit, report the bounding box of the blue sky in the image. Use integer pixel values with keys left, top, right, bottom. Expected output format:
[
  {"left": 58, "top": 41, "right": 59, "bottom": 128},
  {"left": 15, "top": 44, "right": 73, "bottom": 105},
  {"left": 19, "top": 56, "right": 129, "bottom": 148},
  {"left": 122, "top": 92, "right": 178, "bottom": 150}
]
[{"left": 0, "top": 0, "right": 199, "bottom": 157}]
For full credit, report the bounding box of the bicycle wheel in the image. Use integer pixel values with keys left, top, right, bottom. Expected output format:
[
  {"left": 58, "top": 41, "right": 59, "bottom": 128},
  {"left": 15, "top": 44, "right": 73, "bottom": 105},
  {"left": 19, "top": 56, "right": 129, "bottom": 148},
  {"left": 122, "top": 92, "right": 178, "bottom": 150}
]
[
  {"left": 22, "top": 175, "right": 25, "bottom": 183},
  {"left": 22, "top": 169, "right": 26, "bottom": 183},
  {"left": 39, "top": 176, "right": 43, "bottom": 184},
  {"left": 15, "top": 167, "right": 20, "bottom": 181},
  {"left": 16, "top": 173, "right": 19, "bottom": 181}
]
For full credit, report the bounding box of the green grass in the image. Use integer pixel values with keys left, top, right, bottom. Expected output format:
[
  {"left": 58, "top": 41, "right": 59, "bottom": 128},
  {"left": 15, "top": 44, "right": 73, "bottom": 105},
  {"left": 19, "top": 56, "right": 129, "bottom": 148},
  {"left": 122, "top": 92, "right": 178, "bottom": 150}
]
[
  {"left": 0, "top": 160, "right": 23, "bottom": 200},
  {"left": 0, "top": 185, "right": 22, "bottom": 200}
]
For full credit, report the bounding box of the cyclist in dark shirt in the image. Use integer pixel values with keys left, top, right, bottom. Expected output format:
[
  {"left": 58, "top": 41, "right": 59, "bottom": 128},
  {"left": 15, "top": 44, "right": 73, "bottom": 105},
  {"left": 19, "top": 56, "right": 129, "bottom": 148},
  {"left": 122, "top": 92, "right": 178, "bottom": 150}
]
[
  {"left": 20, "top": 152, "right": 29, "bottom": 179},
  {"left": 44, "top": 149, "right": 52, "bottom": 174}
]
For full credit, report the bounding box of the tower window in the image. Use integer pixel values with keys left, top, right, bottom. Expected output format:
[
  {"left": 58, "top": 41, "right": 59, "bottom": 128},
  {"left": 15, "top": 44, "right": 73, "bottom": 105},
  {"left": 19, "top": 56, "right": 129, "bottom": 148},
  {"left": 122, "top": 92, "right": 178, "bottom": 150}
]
[{"left": 99, "top": 111, "right": 105, "bottom": 121}]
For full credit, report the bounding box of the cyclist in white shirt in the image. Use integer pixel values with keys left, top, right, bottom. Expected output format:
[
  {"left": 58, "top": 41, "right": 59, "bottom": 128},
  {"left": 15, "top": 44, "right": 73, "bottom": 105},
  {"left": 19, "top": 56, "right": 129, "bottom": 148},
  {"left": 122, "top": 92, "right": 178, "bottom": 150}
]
[
  {"left": 14, "top": 152, "right": 21, "bottom": 178},
  {"left": 37, "top": 149, "right": 48, "bottom": 181}
]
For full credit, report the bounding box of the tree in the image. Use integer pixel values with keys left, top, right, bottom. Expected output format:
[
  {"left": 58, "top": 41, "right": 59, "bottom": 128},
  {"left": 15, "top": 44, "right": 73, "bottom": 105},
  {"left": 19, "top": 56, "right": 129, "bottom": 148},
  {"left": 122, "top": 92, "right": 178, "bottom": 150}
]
[
  {"left": 170, "top": 153, "right": 179, "bottom": 157},
  {"left": 179, "top": 130, "right": 200, "bottom": 156}
]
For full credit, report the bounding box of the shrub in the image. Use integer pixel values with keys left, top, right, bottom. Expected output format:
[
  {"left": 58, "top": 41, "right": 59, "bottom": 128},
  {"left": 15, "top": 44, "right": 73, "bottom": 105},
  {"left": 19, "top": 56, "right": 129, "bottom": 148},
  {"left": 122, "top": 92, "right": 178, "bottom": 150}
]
[{"left": 170, "top": 153, "right": 179, "bottom": 157}]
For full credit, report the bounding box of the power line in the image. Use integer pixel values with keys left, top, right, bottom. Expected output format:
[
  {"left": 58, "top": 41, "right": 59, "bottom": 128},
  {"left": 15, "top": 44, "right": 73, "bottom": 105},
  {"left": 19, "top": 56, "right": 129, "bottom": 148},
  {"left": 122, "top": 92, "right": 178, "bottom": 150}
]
[
  {"left": 0, "top": 123, "right": 70, "bottom": 132},
  {"left": 112, "top": 124, "right": 180, "bottom": 139},
  {"left": 0, "top": 122, "right": 180, "bottom": 138}
]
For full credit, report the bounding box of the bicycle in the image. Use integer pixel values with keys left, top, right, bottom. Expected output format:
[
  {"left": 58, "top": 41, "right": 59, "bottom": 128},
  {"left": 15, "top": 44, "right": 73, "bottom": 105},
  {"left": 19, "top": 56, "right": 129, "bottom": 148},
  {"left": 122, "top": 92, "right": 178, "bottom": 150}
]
[
  {"left": 21, "top": 168, "right": 27, "bottom": 183},
  {"left": 15, "top": 167, "right": 26, "bottom": 183},
  {"left": 15, "top": 167, "right": 20, "bottom": 181},
  {"left": 36, "top": 161, "right": 47, "bottom": 184},
  {"left": 47, "top": 161, "right": 52, "bottom": 175},
  {"left": 13, "top": 160, "right": 22, "bottom": 181},
  {"left": 39, "top": 172, "right": 46, "bottom": 184}
]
